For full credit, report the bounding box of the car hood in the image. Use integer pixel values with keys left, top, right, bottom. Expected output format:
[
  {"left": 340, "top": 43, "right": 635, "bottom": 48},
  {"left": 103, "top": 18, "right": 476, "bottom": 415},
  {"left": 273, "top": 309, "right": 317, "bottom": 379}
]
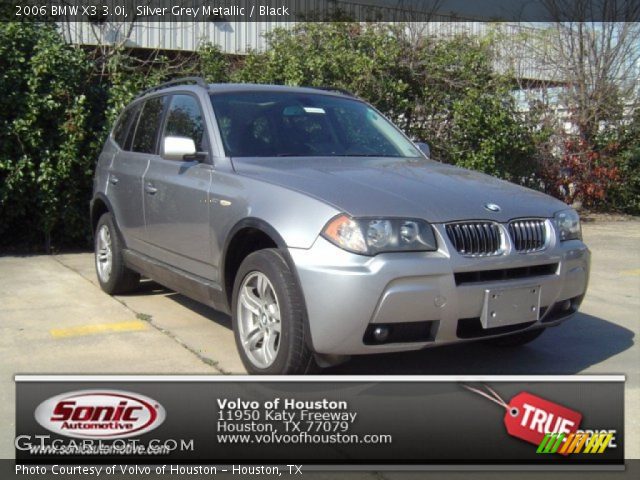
[{"left": 232, "top": 157, "right": 568, "bottom": 223}]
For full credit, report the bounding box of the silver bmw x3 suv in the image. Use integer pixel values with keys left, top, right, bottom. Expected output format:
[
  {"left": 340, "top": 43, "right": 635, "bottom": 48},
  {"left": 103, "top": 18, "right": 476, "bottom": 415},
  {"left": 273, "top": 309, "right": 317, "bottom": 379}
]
[{"left": 91, "top": 78, "right": 590, "bottom": 374}]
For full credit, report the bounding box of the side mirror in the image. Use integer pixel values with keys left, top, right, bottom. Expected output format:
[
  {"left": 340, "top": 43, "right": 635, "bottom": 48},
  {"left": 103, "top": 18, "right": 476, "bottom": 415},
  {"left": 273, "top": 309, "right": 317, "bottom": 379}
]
[
  {"left": 163, "top": 136, "right": 197, "bottom": 161},
  {"left": 415, "top": 142, "right": 431, "bottom": 158}
]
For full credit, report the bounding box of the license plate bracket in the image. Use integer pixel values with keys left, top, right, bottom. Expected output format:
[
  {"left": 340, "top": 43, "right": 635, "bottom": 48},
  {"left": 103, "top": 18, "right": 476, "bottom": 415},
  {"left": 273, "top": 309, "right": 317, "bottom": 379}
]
[{"left": 481, "top": 285, "right": 541, "bottom": 329}]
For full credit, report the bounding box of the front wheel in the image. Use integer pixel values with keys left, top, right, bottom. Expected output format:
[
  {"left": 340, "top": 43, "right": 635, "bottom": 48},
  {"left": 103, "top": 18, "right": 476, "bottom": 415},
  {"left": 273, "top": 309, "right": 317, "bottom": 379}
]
[
  {"left": 94, "top": 213, "right": 139, "bottom": 295},
  {"left": 232, "top": 249, "right": 315, "bottom": 374},
  {"left": 484, "top": 328, "right": 545, "bottom": 347}
]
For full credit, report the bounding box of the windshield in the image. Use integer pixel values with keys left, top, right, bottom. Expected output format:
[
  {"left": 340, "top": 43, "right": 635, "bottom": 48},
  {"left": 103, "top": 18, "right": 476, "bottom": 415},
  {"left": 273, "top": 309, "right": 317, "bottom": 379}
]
[{"left": 210, "top": 91, "right": 421, "bottom": 158}]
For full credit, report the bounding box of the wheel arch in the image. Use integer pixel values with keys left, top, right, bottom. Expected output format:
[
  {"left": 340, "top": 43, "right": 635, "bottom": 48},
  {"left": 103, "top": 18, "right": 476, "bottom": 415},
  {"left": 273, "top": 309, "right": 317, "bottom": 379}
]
[
  {"left": 221, "top": 217, "right": 316, "bottom": 352},
  {"left": 90, "top": 193, "right": 117, "bottom": 238}
]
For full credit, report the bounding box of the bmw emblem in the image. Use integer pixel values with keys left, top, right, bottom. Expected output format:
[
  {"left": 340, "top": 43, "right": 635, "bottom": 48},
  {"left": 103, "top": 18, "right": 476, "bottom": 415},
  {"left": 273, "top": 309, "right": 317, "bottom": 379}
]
[{"left": 484, "top": 203, "right": 501, "bottom": 212}]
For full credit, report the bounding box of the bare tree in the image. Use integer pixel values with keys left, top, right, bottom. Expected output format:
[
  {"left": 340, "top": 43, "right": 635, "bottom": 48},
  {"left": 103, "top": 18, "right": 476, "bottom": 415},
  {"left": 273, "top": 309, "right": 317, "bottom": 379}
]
[
  {"left": 484, "top": 1, "right": 640, "bottom": 208},
  {"left": 542, "top": 0, "right": 640, "bottom": 143}
]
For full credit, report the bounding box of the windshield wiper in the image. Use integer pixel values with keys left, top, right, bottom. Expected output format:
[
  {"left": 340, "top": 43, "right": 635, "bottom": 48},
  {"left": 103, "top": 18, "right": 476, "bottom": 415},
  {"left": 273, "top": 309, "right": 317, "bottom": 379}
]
[
  {"left": 342, "top": 154, "right": 399, "bottom": 157},
  {"left": 271, "top": 153, "right": 403, "bottom": 158}
]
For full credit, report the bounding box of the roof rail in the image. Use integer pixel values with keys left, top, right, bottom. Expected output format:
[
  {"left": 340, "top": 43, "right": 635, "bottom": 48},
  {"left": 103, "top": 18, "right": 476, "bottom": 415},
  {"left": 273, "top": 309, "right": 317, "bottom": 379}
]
[
  {"left": 310, "top": 86, "right": 356, "bottom": 97},
  {"left": 136, "top": 77, "right": 207, "bottom": 98}
]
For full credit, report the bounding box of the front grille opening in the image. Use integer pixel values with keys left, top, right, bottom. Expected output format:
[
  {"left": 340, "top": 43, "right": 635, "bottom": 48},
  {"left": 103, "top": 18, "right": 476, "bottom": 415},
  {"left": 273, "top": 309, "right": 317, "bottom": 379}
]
[
  {"left": 445, "top": 222, "right": 502, "bottom": 257},
  {"left": 363, "top": 321, "right": 439, "bottom": 345},
  {"left": 456, "top": 318, "right": 536, "bottom": 339},
  {"left": 509, "top": 219, "right": 547, "bottom": 252},
  {"left": 454, "top": 263, "right": 559, "bottom": 286}
]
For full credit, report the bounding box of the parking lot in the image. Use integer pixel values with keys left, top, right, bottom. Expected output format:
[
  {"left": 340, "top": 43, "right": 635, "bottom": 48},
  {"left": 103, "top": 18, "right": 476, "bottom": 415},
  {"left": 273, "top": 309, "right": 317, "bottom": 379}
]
[{"left": 1, "top": 219, "right": 638, "bottom": 462}]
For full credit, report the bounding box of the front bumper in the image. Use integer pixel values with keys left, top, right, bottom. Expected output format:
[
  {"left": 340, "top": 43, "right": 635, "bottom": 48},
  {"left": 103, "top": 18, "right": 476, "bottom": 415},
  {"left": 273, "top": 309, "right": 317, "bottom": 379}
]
[{"left": 289, "top": 225, "right": 590, "bottom": 355}]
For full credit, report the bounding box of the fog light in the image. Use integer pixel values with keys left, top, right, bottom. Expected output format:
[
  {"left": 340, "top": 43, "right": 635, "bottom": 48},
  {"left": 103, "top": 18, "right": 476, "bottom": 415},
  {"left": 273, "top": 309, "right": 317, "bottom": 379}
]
[
  {"left": 560, "top": 299, "right": 572, "bottom": 311},
  {"left": 373, "top": 326, "right": 390, "bottom": 343}
]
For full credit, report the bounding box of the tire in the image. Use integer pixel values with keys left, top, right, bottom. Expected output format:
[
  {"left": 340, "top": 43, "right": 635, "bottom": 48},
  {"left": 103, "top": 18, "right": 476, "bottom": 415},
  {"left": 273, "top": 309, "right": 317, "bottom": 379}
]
[
  {"left": 485, "top": 328, "right": 545, "bottom": 347},
  {"left": 232, "top": 248, "right": 316, "bottom": 375},
  {"left": 94, "top": 212, "right": 140, "bottom": 295}
]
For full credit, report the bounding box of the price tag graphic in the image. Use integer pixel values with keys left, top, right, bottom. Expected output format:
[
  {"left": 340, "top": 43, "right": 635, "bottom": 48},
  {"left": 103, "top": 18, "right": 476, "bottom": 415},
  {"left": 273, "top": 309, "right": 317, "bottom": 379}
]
[{"left": 463, "top": 385, "right": 582, "bottom": 453}]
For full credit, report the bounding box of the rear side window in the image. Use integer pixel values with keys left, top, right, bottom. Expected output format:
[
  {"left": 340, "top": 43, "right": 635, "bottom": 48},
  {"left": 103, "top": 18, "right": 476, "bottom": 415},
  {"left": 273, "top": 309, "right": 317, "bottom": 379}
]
[
  {"left": 164, "top": 95, "right": 207, "bottom": 152},
  {"left": 113, "top": 107, "right": 136, "bottom": 148},
  {"left": 124, "top": 104, "right": 142, "bottom": 151},
  {"left": 132, "top": 96, "right": 166, "bottom": 154}
]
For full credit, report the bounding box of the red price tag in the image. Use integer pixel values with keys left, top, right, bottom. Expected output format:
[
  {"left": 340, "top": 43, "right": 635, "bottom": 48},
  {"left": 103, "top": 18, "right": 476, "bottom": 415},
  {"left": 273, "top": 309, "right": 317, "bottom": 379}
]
[
  {"left": 464, "top": 385, "right": 582, "bottom": 454},
  {"left": 504, "top": 391, "right": 582, "bottom": 449}
]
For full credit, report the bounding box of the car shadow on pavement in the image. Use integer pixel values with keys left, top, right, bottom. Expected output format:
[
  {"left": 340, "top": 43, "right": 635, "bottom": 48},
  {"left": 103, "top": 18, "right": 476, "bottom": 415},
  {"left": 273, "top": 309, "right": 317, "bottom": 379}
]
[
  {"left": 126, "top": 280, "right": 233, "bottom": 327},
  {"left": 168, "top": 293, "right": 233, "bottom": 329},
  {"left": 325, "top": 313, "right": 635, "bottom": 375},
  {"left": 133, "top": 278, "right": 173, "bottom": 296}
]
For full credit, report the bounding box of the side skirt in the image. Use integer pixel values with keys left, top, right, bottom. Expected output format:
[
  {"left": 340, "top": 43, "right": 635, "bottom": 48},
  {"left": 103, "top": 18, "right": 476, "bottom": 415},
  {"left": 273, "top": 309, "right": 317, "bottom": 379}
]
[{"left": 122, "top": 249, "right": 230, "bottom": 315}]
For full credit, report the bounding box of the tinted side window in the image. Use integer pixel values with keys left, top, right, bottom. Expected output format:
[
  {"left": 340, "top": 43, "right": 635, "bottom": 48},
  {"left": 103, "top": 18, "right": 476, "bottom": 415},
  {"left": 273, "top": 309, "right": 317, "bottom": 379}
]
[
  {"left": 124, "top": 104, "right": 142, "bottom": 151},
  {"left": 164, "top": 95, "right": 207, "bottom": 152},
  {"left": 113, "top": 107, "right": 135, "bottom": 148},
  {"left": 132, "top": 96, "right": 166, "bottom": 154}
]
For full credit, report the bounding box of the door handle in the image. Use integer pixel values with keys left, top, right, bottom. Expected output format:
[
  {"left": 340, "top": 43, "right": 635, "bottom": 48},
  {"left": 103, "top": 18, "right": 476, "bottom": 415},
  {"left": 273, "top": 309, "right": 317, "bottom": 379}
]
[
  {"left": 145, "top": 183, "right": 158, "bottom": 194},
  {"left": 110, "top": 176, "right": 119, "bottom": 185}
]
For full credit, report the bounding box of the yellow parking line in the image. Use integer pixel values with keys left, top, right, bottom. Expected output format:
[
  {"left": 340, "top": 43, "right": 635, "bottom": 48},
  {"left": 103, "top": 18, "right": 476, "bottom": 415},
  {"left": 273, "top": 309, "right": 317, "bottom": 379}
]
[
  {"left": 50, "top": 320, "right": 148, "bottom": 338},
  {"left": 620, "top": 268, "right": 640, "bottom": 276}
]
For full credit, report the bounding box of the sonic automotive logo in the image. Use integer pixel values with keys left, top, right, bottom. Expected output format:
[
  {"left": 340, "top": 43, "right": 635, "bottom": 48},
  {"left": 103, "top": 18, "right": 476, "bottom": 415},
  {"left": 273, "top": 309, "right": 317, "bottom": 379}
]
[{"left": 34, "top": 390, "right": 166, "bottom": 439}]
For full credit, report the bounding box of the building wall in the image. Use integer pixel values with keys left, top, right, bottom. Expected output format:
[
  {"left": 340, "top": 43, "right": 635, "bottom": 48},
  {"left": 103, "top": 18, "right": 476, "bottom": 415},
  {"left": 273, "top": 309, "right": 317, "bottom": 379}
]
[
  {"left": 62, "top": 20, "right": 292, "bottom": 54},
  {"left": 59, "top": 0, "right": 560, "bottom": 84}
]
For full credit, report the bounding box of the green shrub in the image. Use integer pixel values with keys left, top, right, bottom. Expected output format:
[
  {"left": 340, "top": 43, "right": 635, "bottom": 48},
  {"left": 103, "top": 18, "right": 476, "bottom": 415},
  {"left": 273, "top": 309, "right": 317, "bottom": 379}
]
[
  {"left": 606, "top": 112, "right": 640, "bottom": 214},
  {"left": 197, "top": 43, "right": 232, "bottom": 83},
  {"left": 609, "top": 147, "right": 640, "bottom": 214},
  {"left": 0, "top": 23, "right": 100, "bottom": 250}
]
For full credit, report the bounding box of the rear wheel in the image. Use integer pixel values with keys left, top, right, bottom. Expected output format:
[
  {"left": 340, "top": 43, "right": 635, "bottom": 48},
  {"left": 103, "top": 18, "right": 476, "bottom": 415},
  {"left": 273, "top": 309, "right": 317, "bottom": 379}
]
[
  {"left": 94, "top": 213, "right": 139, "bottom": 294},
  {"left": 485, "top": 328, "right": 545, "bottom": 347},
  {"left": 232, "top": 249, "right": 315, "bottom": 374}
]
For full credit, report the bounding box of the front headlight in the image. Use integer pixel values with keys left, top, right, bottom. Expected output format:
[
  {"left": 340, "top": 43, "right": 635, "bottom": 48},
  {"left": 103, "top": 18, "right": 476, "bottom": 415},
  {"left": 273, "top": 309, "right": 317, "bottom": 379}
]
[
  {"left": 554, "top": 209, "right": 582, "bottom": 241},
  {"left": 322, "top": 214, "right": 437, "bottom": 255}
]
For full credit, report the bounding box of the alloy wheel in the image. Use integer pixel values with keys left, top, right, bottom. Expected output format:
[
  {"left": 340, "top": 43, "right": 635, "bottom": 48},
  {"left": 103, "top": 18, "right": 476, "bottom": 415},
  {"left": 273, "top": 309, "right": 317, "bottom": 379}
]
[
  {"left": 236, "top": 271, "right": 282, "bottom": 368},
  {"left": 95, "top": 224, "right": 113, "bottom": 283}
]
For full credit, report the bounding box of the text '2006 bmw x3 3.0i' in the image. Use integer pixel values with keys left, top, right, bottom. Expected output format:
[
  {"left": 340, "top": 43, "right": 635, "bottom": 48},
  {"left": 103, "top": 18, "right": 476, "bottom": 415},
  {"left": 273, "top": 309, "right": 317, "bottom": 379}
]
[{"left": 91, "top": 78, "right": 590, "bottom": 374}]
